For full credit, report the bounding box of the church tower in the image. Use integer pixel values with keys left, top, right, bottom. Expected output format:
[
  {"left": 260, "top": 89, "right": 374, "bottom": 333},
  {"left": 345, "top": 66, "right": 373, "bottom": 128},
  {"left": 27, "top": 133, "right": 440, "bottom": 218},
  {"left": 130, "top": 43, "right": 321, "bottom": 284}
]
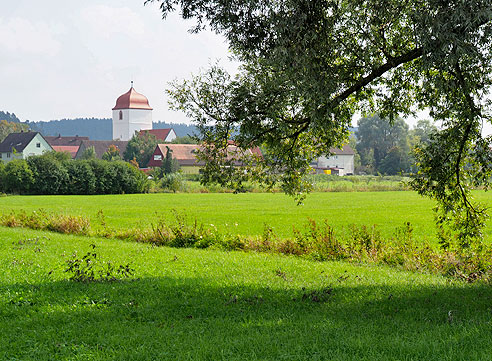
[{"left": 112, "top": 83, "right": 153, "bottom": 141}]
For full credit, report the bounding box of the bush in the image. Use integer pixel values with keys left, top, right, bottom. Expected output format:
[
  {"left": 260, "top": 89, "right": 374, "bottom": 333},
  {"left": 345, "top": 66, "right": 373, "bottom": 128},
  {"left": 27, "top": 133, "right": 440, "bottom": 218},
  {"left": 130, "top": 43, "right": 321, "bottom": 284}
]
[
  {"left": 27, "top": 155, "right": 69, "bottom": 195},
  {"left": 4, "top": 159, "right": 34, "bottom": 194},
  {"left": 0, "top": 161, "right": 5, "bottom": 193},
  {"left": 160, "top": 173, "right": 184, "bottom": 193},
  {"left": 66, "top": 160, "right": 97, "bottom": 195}
]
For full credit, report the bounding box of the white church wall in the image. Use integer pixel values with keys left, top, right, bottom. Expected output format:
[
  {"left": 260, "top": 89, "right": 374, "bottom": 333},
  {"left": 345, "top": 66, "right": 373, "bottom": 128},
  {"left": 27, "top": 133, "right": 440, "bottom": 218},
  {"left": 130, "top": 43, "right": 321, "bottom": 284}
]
[{"left": 112, "top": 109, "right": 152, "bottom": 141}]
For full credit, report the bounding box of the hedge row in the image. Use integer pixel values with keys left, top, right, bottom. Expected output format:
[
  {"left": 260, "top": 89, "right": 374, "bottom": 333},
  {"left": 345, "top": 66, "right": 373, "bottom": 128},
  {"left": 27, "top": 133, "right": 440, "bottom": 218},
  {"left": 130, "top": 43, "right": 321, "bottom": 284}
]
[{"left": 0, "top": 152, "right": 149, "bottom": 195}]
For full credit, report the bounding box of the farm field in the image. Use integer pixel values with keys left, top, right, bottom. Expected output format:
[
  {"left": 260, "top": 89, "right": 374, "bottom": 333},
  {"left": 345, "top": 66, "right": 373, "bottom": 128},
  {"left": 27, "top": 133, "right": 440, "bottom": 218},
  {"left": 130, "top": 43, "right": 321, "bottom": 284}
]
[
  {"left": 1, "top": 191, "right": 492, "bottom": 242},
  {"left": 1, "top": 226, "right": 492, "bottom": 360}
]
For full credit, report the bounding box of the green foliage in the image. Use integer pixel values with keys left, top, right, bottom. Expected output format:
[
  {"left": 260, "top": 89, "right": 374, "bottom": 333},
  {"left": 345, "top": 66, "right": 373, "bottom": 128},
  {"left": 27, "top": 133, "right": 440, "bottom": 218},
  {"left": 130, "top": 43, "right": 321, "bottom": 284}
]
[
  {"left": 64, "top": 244, "right": 134, "bottom": 282},
  {"left": 65, "top": 160, "right": 97, "bottom": 195},
  {"left": 155, "top": 0, "right": 492, "bottom": 245},
  {"left": 0, "top": 161, "right": 5, "bottom": 192},
  {"left": 161, "top": 146, "right": 180, "bottom": 175},
  {"left": 123, "top": 132, "right": 158, "bottom": 168},
  {"left": 102, "top": 144, "right": 122, "bottom": 162},
  {"left": 80, "top": 146, "right": 96, "bottom": 160},
  {"left": 27, "top": 153, "right": 69, "bottom": 195},
  {"left": 356, "top": 115, "right": 411, "bottom": 175},
  {"left": 159, "top": 173, "right": 184, "bottom": 192},
  {"left": 3, "top": 159, "right": 34, "bottom": 194},
  {"left": 1, "top": 154, "right": 148, "bottom": 196},
  {"left": 0, "top": 119, "right": 29, "bottom": 143}
]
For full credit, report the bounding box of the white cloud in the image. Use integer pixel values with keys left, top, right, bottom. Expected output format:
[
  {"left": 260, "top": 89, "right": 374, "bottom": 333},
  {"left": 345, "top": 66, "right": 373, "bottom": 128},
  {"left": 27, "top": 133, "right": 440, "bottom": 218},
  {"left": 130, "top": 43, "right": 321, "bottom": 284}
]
[
  {"left": 80, "top": 5, "right": 146, "bottom": 39},
  {"left": 0, "top": 17, "right": 61, "bottom": 57}
]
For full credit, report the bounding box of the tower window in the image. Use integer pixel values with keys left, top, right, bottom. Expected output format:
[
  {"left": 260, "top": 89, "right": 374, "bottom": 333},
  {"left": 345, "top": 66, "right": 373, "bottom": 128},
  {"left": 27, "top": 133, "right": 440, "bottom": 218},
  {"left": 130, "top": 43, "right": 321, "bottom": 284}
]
[{"left": 119, "top": 111, "right": 123, "bottom": 120}]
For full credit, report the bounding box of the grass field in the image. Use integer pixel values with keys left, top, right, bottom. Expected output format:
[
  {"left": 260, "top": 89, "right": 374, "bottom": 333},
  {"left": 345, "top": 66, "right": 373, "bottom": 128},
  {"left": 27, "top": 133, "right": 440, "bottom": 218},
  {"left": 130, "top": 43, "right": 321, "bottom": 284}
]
[
  {"left": 1, "top": 191, "right": 492, "bottom": 242},
  {"left": 1, "top": 226, "right": 492, "bottom": 360}
]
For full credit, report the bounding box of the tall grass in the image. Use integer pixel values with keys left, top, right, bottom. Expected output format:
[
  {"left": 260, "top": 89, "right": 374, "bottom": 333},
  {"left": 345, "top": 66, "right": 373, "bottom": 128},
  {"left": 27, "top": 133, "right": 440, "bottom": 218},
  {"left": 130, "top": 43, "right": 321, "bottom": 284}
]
[{"left": 1, "top": 209, "right": 490, "bottom": 283}]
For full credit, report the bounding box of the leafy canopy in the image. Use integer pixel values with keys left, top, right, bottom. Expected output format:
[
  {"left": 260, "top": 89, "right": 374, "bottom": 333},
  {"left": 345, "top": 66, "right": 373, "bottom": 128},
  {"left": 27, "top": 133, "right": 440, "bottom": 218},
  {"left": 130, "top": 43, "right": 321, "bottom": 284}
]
[{"left": 150, "top": 0, "right": 492, "bottom": 243}]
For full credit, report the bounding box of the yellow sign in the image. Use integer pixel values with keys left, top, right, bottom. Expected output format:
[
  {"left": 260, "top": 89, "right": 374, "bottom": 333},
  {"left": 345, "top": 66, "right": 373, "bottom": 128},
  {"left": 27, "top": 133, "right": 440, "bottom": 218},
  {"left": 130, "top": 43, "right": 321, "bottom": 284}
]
[{"left": 324, "top": 169, "right": 331, "bottom": 175}]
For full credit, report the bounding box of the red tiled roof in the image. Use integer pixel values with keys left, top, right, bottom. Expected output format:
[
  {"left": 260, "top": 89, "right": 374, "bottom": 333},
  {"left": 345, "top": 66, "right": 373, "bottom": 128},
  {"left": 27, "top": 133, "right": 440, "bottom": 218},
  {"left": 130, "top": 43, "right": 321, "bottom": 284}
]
[
  {"left": 45, "top": 135, "right": 89, "bottom": 147},
  {"left": 113, "top": 87, "right": 152, "bottom": 110},
  {"left": 148, "top": 144, "right": 261, "bottom": 168},
  {"left": 52, "top": 145, "right": 79, "bottom": 158}
]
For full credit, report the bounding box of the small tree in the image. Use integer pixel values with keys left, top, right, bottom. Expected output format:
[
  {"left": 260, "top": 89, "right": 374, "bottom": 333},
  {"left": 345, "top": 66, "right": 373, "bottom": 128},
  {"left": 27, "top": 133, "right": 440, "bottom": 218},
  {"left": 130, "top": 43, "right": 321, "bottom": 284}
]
[
  {"left": 123, "top": 132, "right": 158, "bottom": 168},
  {"left": 80, "top": 146, "right": 96, "bottom": 160},
  {"left": 0, "top": 120, "right": 29, "bottom": 143},
  {"left": 161, "top": 146, "right": 180, "bottom": 175},
  {"left": 102, "top": 144, "right": 121, "bottom": 162}
]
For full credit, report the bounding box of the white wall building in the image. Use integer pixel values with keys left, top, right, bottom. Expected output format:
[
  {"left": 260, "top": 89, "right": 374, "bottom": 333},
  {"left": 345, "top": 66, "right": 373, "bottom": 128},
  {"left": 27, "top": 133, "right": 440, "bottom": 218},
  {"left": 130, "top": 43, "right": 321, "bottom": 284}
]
[
  {"left": 0, "top": 132, "right": 53, "bottom": 163},
  {"left": 112, "top": 85, "right": 153, "bottom": 141},
  {"left": 312, "top": 145, "right": 355, "bottom": 176}
]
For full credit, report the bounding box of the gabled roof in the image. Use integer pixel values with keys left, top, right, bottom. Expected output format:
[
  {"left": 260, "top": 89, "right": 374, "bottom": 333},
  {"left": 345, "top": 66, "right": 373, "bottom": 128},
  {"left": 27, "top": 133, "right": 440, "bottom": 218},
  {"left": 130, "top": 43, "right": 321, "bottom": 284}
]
[
  {"left": 113, "top": 87, "right": 152, "bottom": 110},
  {"left": 0, "top": 132, "right": 40, "bottom": 153},
  {"left": 76, "top": 140, "right": 128, "bottom": 159},
  {"left": 329, "top": 145, "right": 355, "bottom": 155},
  {"left": 150, "top": 143, "right": 261, "bottom": 167},
  {"left": 155, "top": 144, "right": 202, "bottom": 165},
  {"left": 52, "top": 146, "right": 80, "bottom": 158},
  {"left": 139, "top": 129, "right": 174, "bottom": 141},
  {"left": 45, "top": 135, "right": 89, "bottom": 146}
]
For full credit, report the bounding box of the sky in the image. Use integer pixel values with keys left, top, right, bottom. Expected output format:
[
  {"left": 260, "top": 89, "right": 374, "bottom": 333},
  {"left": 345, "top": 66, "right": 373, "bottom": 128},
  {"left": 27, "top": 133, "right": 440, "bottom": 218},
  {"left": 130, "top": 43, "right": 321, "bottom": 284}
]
[{"left": 0, "top": 0, "right": 238, "bottom": 124}]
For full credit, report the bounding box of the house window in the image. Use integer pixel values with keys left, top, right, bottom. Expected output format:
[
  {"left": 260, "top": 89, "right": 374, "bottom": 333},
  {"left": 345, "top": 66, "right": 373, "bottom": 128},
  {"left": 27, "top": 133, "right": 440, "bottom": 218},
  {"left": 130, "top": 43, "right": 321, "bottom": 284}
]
[
  {"left": 36, "top": 142, "right": 41, "bottom": 148},
  {"left": 7, "top": 153, "right": 11, "bottom": 158},
  {"left": 119, "top": 111, "right": 123, "bottom": 120},
  {"left": 0, "top": 153, "right": 2, "bottom": 158},
  {"left": 154, "top": 154, "right": 162, "bottom": 161}
]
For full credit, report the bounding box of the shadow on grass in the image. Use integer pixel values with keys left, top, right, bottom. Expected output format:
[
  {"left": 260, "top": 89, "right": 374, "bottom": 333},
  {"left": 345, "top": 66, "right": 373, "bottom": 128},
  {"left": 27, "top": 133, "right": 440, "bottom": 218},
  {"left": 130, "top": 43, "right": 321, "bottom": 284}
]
[{"left": 1, "top": 276, "right": 491, "bottom": 361}]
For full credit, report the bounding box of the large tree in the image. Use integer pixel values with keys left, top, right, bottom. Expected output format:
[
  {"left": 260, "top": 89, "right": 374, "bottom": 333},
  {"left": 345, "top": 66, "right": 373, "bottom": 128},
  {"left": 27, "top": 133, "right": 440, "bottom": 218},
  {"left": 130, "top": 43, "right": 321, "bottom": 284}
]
[
  {"left": 150, "top": 0, "right": 492, "bottom": 243},
  {"left": 356, "top": 115, "right": 410, "bottom": 174}
]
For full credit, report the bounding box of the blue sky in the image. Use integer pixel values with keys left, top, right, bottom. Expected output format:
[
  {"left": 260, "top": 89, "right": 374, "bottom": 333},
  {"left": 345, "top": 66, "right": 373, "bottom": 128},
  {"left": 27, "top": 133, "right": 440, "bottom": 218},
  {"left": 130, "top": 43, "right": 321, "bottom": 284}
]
[{"left": 0, "top": 0, "right": 237, "bottom": 123}]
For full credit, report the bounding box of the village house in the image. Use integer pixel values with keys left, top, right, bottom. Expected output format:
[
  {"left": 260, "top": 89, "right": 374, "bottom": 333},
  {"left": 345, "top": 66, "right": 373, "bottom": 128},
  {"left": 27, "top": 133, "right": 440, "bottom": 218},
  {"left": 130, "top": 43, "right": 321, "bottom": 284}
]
[
  {"left": 148, "top": 144, "right": 261, "bottom": 173},
  {"left": 74, "top": 140, "right": 129, "bottom": 159},
  {"left": 0, "top": 132, "right": 53, "bottom": 163},
  {"left": 45, "top": 134, "right": 89, "bottom": 159},
  {"left": 311, "top": 145, "right": 355, "bottom": 176}
]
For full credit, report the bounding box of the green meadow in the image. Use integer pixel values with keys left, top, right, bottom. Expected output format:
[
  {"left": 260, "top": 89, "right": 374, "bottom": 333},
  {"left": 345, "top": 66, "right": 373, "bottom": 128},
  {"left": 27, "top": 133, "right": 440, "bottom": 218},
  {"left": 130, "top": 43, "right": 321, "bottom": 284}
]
[
  {"left": 2, "top": 191, "right": 492, "bottom": 360},
  {"left": 1, "top": 191, "right": 492, "bottom": 242},
  {"left": 1, "top": 226, "right": 492, "bottom": 360}
]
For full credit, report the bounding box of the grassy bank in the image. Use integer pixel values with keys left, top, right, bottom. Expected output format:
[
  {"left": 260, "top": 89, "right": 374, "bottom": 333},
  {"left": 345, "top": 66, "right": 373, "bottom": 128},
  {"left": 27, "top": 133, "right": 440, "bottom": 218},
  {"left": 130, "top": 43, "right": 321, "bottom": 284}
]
[
  {"left": 1, "top": 191, "right": 492, "bottom": 241},
  {"left": 1, "top": 226, "right": 492, "bottom": 360}
]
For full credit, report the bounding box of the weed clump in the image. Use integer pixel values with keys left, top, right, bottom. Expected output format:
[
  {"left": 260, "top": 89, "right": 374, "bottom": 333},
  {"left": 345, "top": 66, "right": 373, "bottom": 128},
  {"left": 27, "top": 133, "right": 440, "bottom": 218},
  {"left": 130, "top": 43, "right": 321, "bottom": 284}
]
[{"left": 65, "top": 244, "right": 134, "bottom": 282}]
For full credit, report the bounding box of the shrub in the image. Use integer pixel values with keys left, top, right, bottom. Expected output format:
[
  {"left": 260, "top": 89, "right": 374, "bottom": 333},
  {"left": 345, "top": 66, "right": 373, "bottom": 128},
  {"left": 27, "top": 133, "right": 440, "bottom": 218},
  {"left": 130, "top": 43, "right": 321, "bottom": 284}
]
[
  {"left": 65, "top": 160, "right": 97, "bottom": 195},
  {"left": 160, "top": 173, "right": 184, "bottom": 193},
  {"left": 4, "top": 159, "right": 34, "bottom": 194},
  {"left": 27, "top": 154, "right": 69, "bottom": 195},
  {"left": 65, "top": 244, "right": 134, "bottom": 282}
]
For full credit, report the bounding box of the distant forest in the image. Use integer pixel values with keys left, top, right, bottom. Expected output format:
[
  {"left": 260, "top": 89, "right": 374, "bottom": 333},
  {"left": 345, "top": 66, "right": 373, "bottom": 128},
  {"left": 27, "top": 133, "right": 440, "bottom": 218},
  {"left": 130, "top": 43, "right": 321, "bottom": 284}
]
[
  {"left": 0, "top": 111, "right": 21, "bottom": 123},
  {"left": 0, "top": 111, "right": 197, "bottom": 140}
]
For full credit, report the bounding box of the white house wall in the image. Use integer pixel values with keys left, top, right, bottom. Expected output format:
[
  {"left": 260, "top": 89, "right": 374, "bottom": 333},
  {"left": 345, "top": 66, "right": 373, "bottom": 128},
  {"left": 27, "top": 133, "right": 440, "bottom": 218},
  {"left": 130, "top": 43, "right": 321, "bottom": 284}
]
[
  {"left": 317, "top": 154, "right": 354, "bottom": 174},
  {"left": 165, "top": 129, "right": 177, "bottom": 142},
  {"left": 0, "top": 134, "right": 52, "bottom": 163}
]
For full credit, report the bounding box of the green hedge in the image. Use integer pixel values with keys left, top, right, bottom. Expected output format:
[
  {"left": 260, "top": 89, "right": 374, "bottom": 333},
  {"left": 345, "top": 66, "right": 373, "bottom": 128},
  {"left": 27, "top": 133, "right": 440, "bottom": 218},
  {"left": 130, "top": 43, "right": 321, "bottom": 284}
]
[{"left": 0, "top": 153, "right": 149, "bottom": 195}]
